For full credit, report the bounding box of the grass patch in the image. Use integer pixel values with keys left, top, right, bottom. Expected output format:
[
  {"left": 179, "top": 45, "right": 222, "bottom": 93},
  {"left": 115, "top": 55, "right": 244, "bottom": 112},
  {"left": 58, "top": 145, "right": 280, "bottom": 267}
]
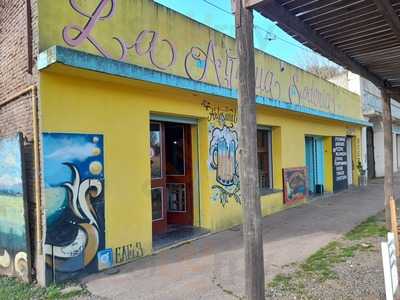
[
  {"left": 300, "top": 241, "right": 367, "bottom": 281},
  {"left": 268, "top": 273, "right": 308, "bottom": 297},
  {"left": 268, "top": 241, "right": 369, "bottom": 298},
  {"left": 269, "top": 274, "right": 293, "bottom": 289},
  {"left": 0, "top": 276, "right": 85, "bottom": 300},
  {"left": 345, "top": 216, "right": 387, "bottom": 241},
  {"left": 267, "top": 214, "right": 386, "bottom": 298}
]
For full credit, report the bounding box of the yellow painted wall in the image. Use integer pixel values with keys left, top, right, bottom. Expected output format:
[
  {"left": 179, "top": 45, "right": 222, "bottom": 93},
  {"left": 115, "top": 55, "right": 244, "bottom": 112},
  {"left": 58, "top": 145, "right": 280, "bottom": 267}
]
[
  {"left": 40, "top": 66, "right": 363, "bottom": 267},
  {"left": 38, "top": 0, "right": 362, "bottom": 120},
  {"left": 349, "top": 128, "right": 362, "bottom": 186}
]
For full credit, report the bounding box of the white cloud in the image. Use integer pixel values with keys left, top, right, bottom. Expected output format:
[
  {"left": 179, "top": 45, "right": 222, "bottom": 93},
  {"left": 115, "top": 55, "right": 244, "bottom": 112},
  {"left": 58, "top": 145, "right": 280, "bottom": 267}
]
[
  {"left": 0, "top": 174, "right": 22, "bottom": 188},
  {"left": 46, "top": 142, "right": 98, "bottom": 162},
  {"left": 3, "top": 153, "right": 17, "bottom": 167}
]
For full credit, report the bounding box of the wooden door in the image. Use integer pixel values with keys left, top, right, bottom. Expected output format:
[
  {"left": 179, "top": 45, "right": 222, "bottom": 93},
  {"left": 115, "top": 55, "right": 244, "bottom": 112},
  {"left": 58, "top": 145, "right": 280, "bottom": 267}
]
[
  {"left": 315, "top": 137, "right": 325, "bottom": 187},
  {"left": 165, "top": 123, "right": 193, "bottom": 226},
  {"left": 305, "top": 137, "right": 315, "bottom": 194},
  {"left": 150, "top": 122, "right": 168, "bottom": 234}
]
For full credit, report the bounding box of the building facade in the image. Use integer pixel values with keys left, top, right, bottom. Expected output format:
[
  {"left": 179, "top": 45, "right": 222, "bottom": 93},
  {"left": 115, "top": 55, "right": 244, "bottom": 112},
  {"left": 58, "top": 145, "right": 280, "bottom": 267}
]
[
  {"left": 1, "top": 0, "right": 367, "bottom": 285},
  {"left": 330, "top": 72, "right": 400, "bottom": 178}
]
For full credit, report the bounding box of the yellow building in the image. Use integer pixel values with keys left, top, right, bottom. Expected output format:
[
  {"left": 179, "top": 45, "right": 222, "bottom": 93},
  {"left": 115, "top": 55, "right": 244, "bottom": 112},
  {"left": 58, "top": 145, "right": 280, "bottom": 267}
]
[{"left": 34, "top": 0, "right": 367, "bottom": 285}]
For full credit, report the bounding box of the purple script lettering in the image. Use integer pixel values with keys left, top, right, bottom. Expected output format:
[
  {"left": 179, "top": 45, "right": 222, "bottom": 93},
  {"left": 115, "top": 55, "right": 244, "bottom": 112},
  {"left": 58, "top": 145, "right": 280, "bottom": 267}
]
[
  {"left": 129, "top": 30, "right": 176, "bottom": 70},
  {"left": 63, "top": 0, "right": 127, "bottom": 60},
  {"left": 185, "top": 41, "right": 222, "bottom": 86},
  {"left": 63, "top": 0, "right": 177, "bottom": 69}
]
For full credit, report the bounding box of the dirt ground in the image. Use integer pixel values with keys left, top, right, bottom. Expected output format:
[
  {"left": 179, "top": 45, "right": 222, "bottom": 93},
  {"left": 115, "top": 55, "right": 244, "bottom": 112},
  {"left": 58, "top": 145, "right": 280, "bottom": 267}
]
[
  {"left": 80, "top": 177, "right": 398, "bottom": 299},
  {"left": 266, "top": 214, "right": 387, "bottom": 300}
]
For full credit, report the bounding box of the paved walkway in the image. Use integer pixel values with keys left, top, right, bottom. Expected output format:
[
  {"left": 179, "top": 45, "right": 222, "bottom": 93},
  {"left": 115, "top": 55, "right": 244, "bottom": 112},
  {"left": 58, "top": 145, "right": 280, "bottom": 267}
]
[{"left": 83, "top": 177, "right": 399, "bottom": 300}]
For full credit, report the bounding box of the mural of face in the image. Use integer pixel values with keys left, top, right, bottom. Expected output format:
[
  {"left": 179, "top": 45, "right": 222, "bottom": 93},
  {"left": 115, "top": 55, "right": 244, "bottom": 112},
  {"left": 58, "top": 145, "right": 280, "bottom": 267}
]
[
  {"left": 43, "top": 133, "right": 106, "bottom": 283},
  {"left": 0, "top": 133, "right": 30, "bottom": 282}
]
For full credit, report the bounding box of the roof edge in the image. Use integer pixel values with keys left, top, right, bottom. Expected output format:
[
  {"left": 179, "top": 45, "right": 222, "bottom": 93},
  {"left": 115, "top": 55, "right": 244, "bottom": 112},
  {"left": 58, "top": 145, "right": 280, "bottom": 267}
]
[{"left": 38, "top": 46, "right": 370, "bottom": 127}]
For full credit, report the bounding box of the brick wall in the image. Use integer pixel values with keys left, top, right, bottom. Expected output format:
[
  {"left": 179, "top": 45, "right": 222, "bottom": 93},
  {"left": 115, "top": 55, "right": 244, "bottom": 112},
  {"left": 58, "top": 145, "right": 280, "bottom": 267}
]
[
  {"left": 0, "top": 0, "right": 38, "bottom": 101},
  {"left": 0, "top": 0, "right": 39, "bottom": 281}
]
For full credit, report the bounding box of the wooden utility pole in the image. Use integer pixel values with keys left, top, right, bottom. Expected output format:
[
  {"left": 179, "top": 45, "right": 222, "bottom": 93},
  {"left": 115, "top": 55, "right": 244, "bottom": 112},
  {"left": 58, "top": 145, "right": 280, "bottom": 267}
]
[
  {"left": 382, "top": 89, "right": 394, "bottom": 230},
  {"left": 389, "top": 197, "right": 399, "bottom": 256},
  {"left": 234, "top": 1, "right": 265, "bottom": 299}
]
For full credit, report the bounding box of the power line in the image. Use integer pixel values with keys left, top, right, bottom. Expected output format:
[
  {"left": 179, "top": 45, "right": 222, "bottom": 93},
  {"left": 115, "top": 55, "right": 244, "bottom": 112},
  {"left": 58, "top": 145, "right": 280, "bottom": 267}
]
[
  {"left": 201, "top": 0, "right": 233, "bottom": 14},
  {"left": 198, "top": 0, "right": 327, "bottom": 58},
  {"left": 253, "top": 24, "right": 318, "bottom": 55}
]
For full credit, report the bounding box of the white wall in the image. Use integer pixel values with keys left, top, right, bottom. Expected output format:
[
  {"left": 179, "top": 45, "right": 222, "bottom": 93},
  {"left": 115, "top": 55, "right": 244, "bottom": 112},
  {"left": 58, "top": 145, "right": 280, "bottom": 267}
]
[
  {"left": 397, "top": 135, "right": 400, "bottom": 172},
  {"left": 394, "top": 133, "right": 398, "bottom": 173},
  {"left": 348, "top": 72, "right": 361, "bottom": 95},
  {"left": 361, "top": 127, "right": 368, "bottom": 172},
  {"left": 374, "top": 129, "right": 399, "bottom": 177},
  {"left": 330, "top": 71, "right": 400, "bottom": 177},
  {"left": 374, "top": 128, "right": 384, "bottom": 177}
]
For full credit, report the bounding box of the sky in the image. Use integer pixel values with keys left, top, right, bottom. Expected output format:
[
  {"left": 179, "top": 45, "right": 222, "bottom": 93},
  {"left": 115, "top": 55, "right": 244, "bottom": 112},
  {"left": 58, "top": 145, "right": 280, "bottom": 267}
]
[
  {"left": 0, "top": 135, "right": 23, "bottom": 194},
  {"left": 43, "top": 133, "right": 104, "bottom": 187},
  {"left": 153, "top": 0, "right": 333, "bottom": 69}
]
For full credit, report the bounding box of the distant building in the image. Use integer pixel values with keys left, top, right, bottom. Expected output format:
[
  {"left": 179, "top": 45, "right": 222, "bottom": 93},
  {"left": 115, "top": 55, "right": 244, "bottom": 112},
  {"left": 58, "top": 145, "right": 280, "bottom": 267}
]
[{"left": 330, "top": 72, "right": 400, "bottom": 178}]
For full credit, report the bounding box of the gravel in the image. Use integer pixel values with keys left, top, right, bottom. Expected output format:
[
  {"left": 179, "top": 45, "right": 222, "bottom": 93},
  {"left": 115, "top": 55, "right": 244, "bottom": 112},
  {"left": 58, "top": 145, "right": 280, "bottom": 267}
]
[{"left": 265, "top": 235, "right": 387, "bottom": 300}]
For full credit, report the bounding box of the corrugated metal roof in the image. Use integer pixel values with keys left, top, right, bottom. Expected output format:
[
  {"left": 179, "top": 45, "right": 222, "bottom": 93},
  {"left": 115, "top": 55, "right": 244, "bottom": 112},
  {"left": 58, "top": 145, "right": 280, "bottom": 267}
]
[{"left": 247, "top": 0, "right": 400, "bottom": 94}]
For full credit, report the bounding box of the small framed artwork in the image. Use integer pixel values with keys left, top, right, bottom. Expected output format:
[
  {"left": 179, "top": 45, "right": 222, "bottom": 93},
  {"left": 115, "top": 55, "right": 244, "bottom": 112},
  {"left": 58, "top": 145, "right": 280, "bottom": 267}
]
[{"left": 283, "top": 167, "right": 308, "bottom": 205}]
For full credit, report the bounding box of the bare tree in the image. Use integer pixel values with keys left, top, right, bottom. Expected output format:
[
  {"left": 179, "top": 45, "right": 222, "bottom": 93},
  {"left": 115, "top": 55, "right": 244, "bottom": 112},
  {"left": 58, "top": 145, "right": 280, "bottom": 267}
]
[{"left": 299, "top": 52, "right": 344, "bottom": 80}]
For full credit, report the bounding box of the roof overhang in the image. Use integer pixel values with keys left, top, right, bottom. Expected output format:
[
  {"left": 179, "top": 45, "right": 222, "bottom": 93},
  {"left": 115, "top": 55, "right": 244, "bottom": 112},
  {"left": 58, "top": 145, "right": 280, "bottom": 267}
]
[{"left": 245, "top": 0, "right": 400, "bottom": 100}]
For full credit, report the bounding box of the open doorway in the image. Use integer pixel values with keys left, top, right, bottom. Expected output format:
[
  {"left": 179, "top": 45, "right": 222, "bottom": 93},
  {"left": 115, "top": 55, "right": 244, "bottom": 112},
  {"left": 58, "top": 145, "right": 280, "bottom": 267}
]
[
  {"left": 366, "top": 127, "right": 375, "bottom": 179},
  {"left": 150, "top": 121, "right": 206, "bottom": 250}
]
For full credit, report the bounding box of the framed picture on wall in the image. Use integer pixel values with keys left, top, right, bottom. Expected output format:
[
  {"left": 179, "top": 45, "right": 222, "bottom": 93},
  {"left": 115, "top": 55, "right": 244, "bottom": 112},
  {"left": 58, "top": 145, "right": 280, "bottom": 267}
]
[{"left": 283, "top": 167, "right": 308, "bottom": 205}]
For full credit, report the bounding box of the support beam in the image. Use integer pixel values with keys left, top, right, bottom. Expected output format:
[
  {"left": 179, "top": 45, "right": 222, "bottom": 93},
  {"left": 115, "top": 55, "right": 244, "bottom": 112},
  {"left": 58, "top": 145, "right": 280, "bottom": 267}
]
[
  {"left": 385, "top": 89, "right": 400, "bottom": 104},
  {"left": 234, "top": 0, "right": 265, "bottom": 299},
  {"left": 248, "top": 0, "right": 385, "bottom": 89},
  {"left": 382, "top": 89, "right": 394, "bottom": 230},
  {"left": 372, "top": 0, "right": 400, "bottom": 44},
  {"left": 244, "top": 0, "right": 270, "bottom": 8}
]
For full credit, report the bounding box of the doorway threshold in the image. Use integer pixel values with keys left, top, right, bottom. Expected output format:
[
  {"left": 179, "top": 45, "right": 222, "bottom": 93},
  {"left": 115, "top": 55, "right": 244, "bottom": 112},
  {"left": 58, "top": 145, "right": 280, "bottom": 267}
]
[{"left": 153, "top": 225, "right": 210, "bottom": 253}]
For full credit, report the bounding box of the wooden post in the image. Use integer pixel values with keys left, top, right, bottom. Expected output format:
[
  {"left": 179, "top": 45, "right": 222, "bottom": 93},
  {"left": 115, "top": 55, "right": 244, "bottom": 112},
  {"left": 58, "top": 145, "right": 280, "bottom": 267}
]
[
  {"left": 383, "top": 89, "right": 394, "bottom": 230},
  {"left": 234, "top": 1, "right": 265, "bottom": 299},
  {"left": 389, "top": 197, "right": 399, "bottom": 256}
]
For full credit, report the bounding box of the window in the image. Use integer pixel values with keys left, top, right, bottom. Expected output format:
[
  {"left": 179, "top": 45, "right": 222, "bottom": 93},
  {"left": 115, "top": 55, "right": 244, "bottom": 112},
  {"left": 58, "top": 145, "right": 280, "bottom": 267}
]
[
  {"left": 165, "top": 124, "right": 185, "bottom": 175},
  {"left": 151, "top": 188, "right": 163, "bottom": 221},
  {"left": 150, "top": 123, "right": 162, "bottom": 179},
  {"left": 257, "top": 128, "right": 273, "bottom": 194},
  {"left": 167, "top": 183, "right": 186, "bottom": 212}
]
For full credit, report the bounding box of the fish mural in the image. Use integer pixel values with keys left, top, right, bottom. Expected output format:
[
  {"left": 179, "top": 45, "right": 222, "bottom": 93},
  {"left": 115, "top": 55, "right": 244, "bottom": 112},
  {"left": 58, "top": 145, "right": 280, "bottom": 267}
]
[
  {"left": 0, "top": 133, "right": 30, "bottom": 282},
  {"left": 43, "top": 133, "right": 105, "bottom": 283}
]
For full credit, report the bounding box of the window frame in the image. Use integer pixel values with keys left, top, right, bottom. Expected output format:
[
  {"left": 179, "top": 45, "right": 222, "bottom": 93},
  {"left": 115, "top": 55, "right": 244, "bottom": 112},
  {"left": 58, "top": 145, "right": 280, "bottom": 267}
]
[
  {"left": 167, "top": 183, "right": 187, "bottom": 213},
  {"left": 150, "top": 122, "right": 163, "bottom": 180},
  {"left": 257, "top": 127, "right": 273, "bottom": 195},
  {"left": 151, "top": 187, "right": 164, "bottom": 221}
]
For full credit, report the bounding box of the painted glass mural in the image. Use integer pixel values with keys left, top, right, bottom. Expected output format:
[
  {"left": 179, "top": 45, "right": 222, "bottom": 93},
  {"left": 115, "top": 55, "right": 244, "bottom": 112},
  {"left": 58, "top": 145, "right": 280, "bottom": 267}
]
[
  {"left": 283, "top": 167, "right": 308, "bottom": 205},
  {"left": 202, "top": 101, "right": 240, "bottom": 207},
  {"left": 43, "top": 133, "right": 106, "bottom": 283},
  {"left": 0, "top": 133, "right": 30, "bottom": 281}
]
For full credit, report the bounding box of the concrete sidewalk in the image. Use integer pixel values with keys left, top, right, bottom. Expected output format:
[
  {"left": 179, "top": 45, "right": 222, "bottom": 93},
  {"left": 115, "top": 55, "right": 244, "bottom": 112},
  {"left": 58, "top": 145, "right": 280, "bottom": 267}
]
[{"left": 83, "top": 177, "right": 398, "bottom": 300}]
